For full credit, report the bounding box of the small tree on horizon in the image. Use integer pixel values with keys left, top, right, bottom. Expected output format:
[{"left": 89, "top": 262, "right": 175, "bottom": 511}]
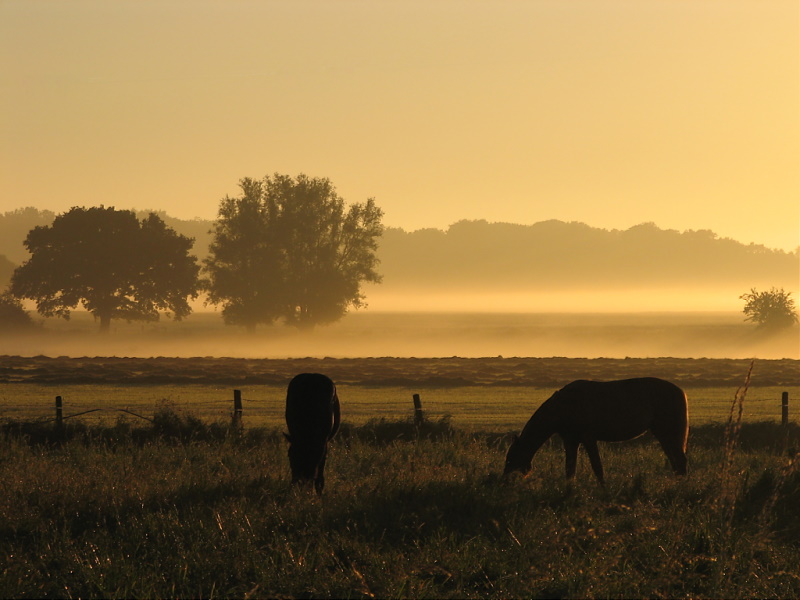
[
  {"left": 11, "top": 206, "right": 201, "bottom": 332},
  {"left": 739, "top": 287, "right": 799, "bottom": 330}
]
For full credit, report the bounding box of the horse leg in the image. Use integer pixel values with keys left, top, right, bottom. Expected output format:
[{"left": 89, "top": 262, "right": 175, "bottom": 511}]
[
  {"left": 663, "top": 442, "right": 688, "bottom": 476},
  {"left": 582, "top": 439, "right": 605, "bottom": 485},
  {"left": 670, "top": 450, "right": 688, "bottom": 476},
  {"left": 563, "top": 437, "right": 579, "bottom": 479},
  {"left": 314, "top": 446, "right": 328, "bottom": 495}
]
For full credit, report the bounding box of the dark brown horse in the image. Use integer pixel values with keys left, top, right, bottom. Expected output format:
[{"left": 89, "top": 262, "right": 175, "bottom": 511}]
[
  {"left": 285, "top": 373, "right": 341, "bottom": 494},
  {"left": 504, "top": 378, "right": 688, "bottom": 484}
]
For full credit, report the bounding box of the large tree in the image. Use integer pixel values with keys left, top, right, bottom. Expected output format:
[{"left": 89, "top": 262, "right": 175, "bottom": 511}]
[
  {"left": 203, "top": 178, "right": 285, "bottom": 331},
  {"left": 204, "top": 173, "right": 383, "bottom": 330},
  {"left": 11, "top": 206, "right": 200, "bottom": 332}
]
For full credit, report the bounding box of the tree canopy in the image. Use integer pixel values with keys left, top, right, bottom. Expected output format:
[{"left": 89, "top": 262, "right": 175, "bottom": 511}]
[
  {"left": 204, "top": 174, "right": 383, "bottom": 330},
  {"left": 11, "top": 206, "right": 200, "bottom": 332}
]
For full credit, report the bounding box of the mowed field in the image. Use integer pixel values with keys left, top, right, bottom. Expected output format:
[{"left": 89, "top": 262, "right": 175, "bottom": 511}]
[
  {"left": 3, "top": 354, "right": 800, "bottom": 598},
  {"left": 1, "top": 355, "right": 798, "bottom": 429}
]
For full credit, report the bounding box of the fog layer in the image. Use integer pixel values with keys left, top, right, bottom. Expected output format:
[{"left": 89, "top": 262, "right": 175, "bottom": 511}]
[{"left": 2, "top": 311, "right": 797, "bottom": 360}]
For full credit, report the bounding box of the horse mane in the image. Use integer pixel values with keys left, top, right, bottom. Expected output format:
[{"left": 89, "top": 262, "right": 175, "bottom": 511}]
[{"left": 518, "top": 389, "right": 561, "bottom": 441}]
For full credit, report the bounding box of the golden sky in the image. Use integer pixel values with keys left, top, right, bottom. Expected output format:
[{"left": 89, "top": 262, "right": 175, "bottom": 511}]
[{"left": 2, "top": 1, "right": 798, "bottom": 251}]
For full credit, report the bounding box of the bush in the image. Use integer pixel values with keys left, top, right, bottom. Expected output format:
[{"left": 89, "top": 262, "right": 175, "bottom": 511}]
[
  {"left": 740, "top": 287, "right": 798, "bottom": 330},
  {"left": 0, "top": 291, "right": 33, "bottom": 330}
]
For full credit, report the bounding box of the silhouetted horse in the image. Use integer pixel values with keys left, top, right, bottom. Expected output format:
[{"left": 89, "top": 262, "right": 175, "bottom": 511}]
[
  {"left": 504, "top": 377, "right": 688, "bottom": 484},
  {"left": 285, "top": 373, "right": 341, "bottom": 494}
]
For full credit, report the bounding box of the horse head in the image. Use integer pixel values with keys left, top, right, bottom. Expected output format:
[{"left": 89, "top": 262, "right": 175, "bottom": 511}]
[
  {"left": 503, "top": 434, "right": 533, "bottom": 476},
  {"left": 285, "top": 434, "right": 327, "bottom": 486}
]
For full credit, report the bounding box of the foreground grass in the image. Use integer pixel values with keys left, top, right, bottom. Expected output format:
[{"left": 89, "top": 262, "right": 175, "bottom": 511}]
[{"left": 2, "top": 414, "right": 800, "bottom": 599}]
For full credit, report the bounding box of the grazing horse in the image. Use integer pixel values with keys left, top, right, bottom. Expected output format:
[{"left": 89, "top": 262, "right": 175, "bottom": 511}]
[
  {"left": 504, "top": 377, "right": 688, "bottom": 484},
  {"left": 284, "top": 373, "right": 341, "bottom": 494}
]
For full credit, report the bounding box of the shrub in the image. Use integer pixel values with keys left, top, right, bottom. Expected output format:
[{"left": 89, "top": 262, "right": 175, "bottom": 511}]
[
  {"left": 740, "top": 287, "right": 799, "bottom": 330},
  {"left": 0, "top": 291, "right": 33, "bottom": 330}
]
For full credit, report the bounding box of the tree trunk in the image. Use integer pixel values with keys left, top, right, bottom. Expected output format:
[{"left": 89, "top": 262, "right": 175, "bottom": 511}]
[{"left": 98, "top": 314, "right": 112, "bottom": 333}]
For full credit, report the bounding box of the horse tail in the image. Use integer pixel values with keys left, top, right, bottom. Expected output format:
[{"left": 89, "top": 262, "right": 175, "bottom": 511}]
[
  {"left": 329, "top": 386, "right": 341, "bottom": 440},
  {"left": 678, "top": 388, "right": 689, "bottom": 452}
]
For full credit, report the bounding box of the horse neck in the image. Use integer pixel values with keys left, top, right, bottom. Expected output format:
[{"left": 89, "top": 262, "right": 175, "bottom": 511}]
[{"left": 518, "top": 399, "right": 559, "bottom": 458}]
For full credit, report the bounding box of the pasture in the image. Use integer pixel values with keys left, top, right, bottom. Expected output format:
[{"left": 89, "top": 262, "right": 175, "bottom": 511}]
[
  {"left": 2, "top": 355, "right": 800, "bottom": 598},
  {"left": 1, "top": 355, "right": 798, "bottom": 429},
  {"left": 0, "top": 383, "right": 797, "bottom": 430}
]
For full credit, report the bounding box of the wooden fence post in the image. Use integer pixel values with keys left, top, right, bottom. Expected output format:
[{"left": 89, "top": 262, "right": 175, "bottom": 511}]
[
  {"left": 412, "top": 393, "right": 424, "bottom": 426},
  {"left": 232, "top": 389, "right": 243, "bottom": 427},
  {"left": 55, "top": 396, "right": 63, "bottom": 428},
  {"left": 782, "top": 391, "right": 789, "bottom": 426}
]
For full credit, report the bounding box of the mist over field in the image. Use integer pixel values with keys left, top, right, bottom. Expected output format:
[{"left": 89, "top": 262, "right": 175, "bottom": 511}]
[
  {"left": 2, "top": 310, "right": 797, "bottom": 360},
  {"left": 2, "top": 209, "right": 798, "bottom": 360}
]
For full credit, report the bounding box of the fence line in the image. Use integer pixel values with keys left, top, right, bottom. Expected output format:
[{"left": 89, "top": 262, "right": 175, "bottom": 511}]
[
  {"left": 57, "top": 407, "right": 154, "bottom": 424},
  {"left": 1, "top": 389, "right": 432, "bottom": 428},
  {"left": 0, "top": 390, "right": 793, "bottom": 428}
]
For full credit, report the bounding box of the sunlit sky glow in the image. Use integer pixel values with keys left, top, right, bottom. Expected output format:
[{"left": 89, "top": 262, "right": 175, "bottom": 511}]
[{"left": 2, "top": 1, "right": 798, "bottom": 251}]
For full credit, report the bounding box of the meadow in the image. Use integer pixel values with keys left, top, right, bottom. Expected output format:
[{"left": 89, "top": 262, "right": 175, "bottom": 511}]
[
  {"left": 1, "top": 355, "right": 798, "bottom": 428},
  {"left": 2, "top": 410, "right": 800, "bottom": 598},
  {"left": 1, "top": 355, "right": 800, "bottom": 598}
]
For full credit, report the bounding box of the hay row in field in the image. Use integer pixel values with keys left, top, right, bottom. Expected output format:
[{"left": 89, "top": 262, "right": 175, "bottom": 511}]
[{"left": 1, "top": 355, "right": 798, "bottom": 387}]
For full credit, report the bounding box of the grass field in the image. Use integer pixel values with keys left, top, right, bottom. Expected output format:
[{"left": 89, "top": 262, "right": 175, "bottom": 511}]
[
  {"left": 2, "top": 413, "right": 800, "bottom": 598},
  {"left": 1, "top": 354, "right": 797, "bottom": 429},
  {"left": 2, "top": 354, "right": 799, "bottom": 598}
]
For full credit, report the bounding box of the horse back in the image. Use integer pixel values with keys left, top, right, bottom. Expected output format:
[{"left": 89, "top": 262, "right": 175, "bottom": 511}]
[
  {"left": 286, "top": 373, "right": 338, "bottom": 443},
  {"left": 555, "top": 377, "right": 687, "bottom": 442}
]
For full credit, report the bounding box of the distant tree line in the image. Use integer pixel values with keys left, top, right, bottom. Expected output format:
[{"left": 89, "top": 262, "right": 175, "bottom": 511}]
[
  {"left": 4, "top": 174, "right": 384, "bottom": 332},
  {"left": 375, "top": 220, "right": 799, "bottom": 290},
  {"left": 3, "top": 212, "right": 797, "bottom": 294},
  {"left": 1, "top": 197, "right": 798, "bottom": 332}
]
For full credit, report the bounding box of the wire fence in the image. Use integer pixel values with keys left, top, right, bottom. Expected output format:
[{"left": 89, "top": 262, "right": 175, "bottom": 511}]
[
  {"left": 0, "top": 390, "right": 258, "bottom": 425},
  {"left": 0, "top": 387, "right": 793, "bottom": 430},
  {"left": 0, "top": 388, "right": 428, "bottom": 429}
]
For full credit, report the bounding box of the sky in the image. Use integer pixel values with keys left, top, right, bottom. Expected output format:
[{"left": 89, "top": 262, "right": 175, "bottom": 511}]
[{"left": 1, "top": 1, "right": 798, "bottom": 251}]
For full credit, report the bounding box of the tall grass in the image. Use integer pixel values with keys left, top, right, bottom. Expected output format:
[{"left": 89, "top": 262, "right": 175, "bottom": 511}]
[{"left": 2, "top": 408, "right": 800, "bottom": 598}]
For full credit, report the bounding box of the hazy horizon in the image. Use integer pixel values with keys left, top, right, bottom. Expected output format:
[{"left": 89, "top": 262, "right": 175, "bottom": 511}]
[
  {"left": 2, "top": 209, "right": 798, "bottom": 318},
  {"left": 2, "top": 1, "right": 797, "bottom": 359},
  {"left": 2, "top": 1, "right": 797, "bottom": 251}
]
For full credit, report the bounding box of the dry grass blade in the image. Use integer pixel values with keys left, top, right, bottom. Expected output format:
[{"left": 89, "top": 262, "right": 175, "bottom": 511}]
[{"left": 715, "top": 360, "right": 754, "bottom": 516}]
